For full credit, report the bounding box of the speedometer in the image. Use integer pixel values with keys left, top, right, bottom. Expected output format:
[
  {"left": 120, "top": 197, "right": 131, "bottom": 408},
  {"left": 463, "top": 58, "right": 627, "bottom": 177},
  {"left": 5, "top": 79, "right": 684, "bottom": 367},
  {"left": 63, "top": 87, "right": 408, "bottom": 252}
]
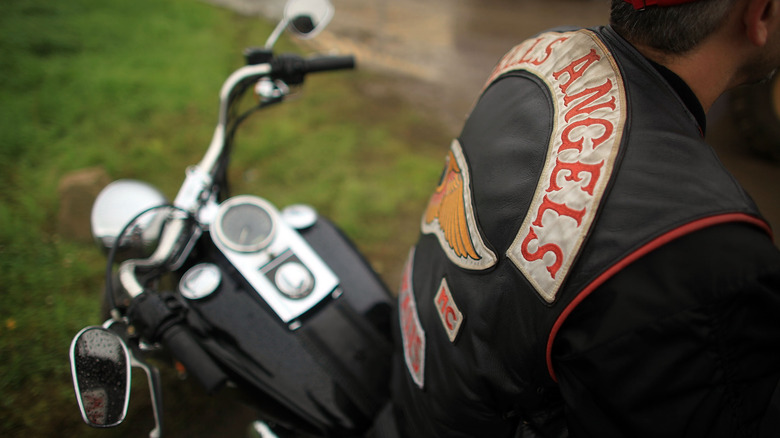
[{"left": 212, "top": 196, "right": 277, "bottom": 253}]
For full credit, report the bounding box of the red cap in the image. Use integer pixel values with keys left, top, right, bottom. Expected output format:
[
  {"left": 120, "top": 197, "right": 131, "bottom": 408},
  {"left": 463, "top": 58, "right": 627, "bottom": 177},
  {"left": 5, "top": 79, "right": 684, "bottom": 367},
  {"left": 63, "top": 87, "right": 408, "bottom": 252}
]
[{"left": 623, "top": 0, "right": 700, "bottom": 9}]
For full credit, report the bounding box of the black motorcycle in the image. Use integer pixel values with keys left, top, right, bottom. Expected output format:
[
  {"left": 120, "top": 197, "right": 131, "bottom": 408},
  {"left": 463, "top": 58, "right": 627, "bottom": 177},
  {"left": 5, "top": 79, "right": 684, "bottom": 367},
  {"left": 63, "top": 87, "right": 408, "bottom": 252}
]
[{"left": 69, "top": 1, "right": 393, "bottom": 436}]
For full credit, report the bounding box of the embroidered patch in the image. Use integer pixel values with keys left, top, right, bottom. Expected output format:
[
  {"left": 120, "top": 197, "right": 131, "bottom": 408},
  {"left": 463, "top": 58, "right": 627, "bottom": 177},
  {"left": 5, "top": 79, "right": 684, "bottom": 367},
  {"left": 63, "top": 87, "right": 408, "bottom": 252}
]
[
  {"left": 421, "top": 139, "right": 497, "bottom": 270},
  {"left": 398, "top": 249, "right": 425, "bottom": 388},
  {"left": 488, "top": 30, "right": 627, "bottom": 303},
  {"left": 434, "top": 278, "right": 463, "bottom": 342}
]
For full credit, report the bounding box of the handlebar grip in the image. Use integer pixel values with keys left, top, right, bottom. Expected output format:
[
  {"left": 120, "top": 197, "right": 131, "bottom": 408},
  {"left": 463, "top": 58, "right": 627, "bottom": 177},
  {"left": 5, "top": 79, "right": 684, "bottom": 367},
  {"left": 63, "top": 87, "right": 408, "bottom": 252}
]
[
  {"left": 127, "top": 292, "right": 227, "bottom": 393},
  {"left": 303, "top": 55, "right": 356, "bottom": 73},
  {"left": 271, "top": 54, "right": 355, "bottom": 84},
  {"left": 160, "top": 324, "right": 227, "bottom": 394}
]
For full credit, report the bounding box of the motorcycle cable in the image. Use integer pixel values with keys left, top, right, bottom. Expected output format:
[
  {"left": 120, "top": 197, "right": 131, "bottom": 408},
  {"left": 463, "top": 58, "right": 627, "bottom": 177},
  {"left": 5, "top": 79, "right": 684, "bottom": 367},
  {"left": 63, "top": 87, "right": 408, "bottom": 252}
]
[{"left": 214, "top": 89, "right": 286, "bottom": 202}]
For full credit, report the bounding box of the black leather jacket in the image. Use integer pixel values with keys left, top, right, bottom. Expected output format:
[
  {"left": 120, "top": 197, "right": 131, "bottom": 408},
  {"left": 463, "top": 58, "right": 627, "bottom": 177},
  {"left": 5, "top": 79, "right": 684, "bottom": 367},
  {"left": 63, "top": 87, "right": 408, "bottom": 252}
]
[{"left": 386, "top": 26, "right": 780, "bottom": 437}]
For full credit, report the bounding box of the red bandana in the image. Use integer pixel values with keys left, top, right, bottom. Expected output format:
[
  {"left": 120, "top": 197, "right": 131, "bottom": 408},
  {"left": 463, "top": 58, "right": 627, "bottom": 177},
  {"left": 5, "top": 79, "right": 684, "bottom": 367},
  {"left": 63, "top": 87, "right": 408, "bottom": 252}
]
[{"left": 623, "top": 0, "right": 700, "bottom": 9}]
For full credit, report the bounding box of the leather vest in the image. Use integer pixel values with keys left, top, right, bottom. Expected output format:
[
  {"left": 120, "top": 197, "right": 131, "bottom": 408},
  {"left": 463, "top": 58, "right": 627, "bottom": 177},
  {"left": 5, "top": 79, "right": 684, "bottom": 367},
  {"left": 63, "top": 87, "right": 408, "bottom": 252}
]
[{"left": 392, "top": 26, "right": 770, "bottom": 437}]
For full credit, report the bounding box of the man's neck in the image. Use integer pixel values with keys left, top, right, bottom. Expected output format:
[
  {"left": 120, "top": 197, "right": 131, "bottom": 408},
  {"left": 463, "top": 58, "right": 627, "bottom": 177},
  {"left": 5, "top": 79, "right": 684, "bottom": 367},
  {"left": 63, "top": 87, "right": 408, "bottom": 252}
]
[
  {"left": 634, "top": 42, "right": 737, "bottom": 113},
  {"left": 645, "top": 57, "right": 708, "bottom": 133}
]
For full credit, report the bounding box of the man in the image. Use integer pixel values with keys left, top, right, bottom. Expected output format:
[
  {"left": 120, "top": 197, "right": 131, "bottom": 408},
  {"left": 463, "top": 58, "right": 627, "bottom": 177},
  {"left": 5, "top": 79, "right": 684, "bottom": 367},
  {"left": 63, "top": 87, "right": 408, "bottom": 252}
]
[{"left": 386, "top": 0, "right": 780, "bottom": 436}]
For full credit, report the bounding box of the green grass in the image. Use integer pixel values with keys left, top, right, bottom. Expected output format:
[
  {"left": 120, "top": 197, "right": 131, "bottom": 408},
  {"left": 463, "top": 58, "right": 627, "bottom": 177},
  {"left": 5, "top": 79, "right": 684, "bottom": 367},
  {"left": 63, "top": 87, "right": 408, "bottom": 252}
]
[{"left": 0, "top": 0, "right": 447, "bottom": 436}]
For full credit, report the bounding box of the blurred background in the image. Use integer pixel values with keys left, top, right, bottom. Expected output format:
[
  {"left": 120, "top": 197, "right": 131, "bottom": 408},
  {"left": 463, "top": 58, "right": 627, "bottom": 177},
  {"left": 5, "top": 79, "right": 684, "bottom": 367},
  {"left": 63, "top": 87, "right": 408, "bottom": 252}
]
[{"left": 1, "top": 0, "right": 777, "bottom": 436}]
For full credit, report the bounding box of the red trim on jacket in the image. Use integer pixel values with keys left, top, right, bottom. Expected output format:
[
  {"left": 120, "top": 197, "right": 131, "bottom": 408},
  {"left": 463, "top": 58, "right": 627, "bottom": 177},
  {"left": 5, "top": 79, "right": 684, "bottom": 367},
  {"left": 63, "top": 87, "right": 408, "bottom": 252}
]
[{"left": 546, "top": 213, "right": 773, "bottom": 381}]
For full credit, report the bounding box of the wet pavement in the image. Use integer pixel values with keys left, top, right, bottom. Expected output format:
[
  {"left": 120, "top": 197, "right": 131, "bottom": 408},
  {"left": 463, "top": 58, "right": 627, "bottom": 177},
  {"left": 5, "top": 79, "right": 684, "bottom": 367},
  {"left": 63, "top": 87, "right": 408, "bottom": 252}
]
[{"left": 318, "top": 0, "right": 609, "bottom": 131}]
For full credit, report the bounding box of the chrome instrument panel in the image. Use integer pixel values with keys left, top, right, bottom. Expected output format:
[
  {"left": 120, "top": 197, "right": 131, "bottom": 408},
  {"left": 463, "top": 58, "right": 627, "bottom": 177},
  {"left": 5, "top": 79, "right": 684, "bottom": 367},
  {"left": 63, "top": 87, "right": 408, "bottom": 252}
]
[{"left": 208, "top": 195, "right": 338, "bottom": 323}]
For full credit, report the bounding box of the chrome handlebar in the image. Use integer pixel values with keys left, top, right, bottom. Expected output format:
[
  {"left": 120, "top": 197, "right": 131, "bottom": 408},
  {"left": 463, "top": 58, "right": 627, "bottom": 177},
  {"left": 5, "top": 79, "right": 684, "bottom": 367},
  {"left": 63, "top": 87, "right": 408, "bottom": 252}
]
[{"left": 116, "top": 55, "right": 354, "bottom": 300}]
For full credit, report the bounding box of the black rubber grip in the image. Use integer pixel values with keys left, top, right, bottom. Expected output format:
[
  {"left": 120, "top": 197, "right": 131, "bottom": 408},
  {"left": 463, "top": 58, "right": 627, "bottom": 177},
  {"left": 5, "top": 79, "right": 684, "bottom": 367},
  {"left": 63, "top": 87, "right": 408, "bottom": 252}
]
[
  {"left": 271, "top": 54, "right": 355, "bottom": 84},
  {"left": 160, "top": 324, "right": 227, "bottom": 393},
  {"left": 303, "top": 55, "right": 356, "bottom": 73}
]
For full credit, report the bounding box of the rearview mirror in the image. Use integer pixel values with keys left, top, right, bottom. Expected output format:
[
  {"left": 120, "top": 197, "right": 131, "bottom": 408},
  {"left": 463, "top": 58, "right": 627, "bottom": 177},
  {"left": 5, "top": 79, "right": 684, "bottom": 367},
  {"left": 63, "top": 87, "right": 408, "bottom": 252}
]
[
  {"left": 285, "top": 0, "right": 333, "bottom": 38},
  {"left": 69, "top": 326, "right": 131, "bottom": 428},
  {"left": 265, "top": 0, "right": 334, "bottom": 48}
]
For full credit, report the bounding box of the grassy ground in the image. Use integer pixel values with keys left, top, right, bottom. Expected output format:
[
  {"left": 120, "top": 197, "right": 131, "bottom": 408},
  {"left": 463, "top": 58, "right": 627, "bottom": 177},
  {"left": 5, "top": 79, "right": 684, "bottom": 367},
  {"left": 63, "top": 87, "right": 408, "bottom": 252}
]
[{"left": 0, "top": 0, "right": 448, "bottom": 436}]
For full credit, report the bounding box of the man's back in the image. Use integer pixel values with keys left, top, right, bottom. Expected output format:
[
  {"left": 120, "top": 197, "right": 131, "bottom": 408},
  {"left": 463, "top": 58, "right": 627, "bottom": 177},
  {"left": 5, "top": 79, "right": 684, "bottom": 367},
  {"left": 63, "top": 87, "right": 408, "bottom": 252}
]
[{"left": 387, "top": 25, "right": 780, "bottom": 437}]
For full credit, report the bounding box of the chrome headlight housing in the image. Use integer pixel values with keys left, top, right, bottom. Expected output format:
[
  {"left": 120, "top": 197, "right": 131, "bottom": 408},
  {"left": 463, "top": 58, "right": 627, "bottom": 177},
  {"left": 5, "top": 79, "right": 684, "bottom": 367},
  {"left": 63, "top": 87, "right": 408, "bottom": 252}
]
[{"left": 91, "top": 179, "right": 168, "bottom": 259}]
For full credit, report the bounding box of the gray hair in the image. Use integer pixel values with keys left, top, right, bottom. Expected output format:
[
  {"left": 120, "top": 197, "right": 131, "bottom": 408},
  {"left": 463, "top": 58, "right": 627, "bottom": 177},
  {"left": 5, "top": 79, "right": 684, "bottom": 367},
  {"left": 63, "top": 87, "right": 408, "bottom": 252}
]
[{"left": 610, "top": 0, "right": 737, "bottom": 54}]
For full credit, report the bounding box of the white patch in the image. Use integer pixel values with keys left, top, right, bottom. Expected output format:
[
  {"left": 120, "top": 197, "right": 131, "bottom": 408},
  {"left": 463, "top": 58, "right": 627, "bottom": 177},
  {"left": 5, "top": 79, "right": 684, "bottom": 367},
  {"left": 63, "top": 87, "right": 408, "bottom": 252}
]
[
  {"left": 398, "top": 249, "right": 426, "bottom": 388},
  {"left": 434, "top": 278, "right": 463, "bottom": 342},
  {"left": 487, "top": 30, "right": 627, "bottom": 303}
]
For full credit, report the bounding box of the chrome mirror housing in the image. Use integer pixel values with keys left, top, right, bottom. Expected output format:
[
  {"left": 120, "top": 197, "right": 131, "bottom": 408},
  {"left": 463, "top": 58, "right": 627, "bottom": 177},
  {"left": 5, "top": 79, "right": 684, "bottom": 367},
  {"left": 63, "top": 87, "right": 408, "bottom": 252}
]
[
  {"left": 91, "top": 179, "right": 168, "bottom": 259},
  {"left": 70, "top": 326, "right": 132, "bottom": 428},
  {"left": 265, "top": 0, "right": 334, "bottom": 48},
  {"left": 285, "top": 0, "right": 333, "bottom": 38}
]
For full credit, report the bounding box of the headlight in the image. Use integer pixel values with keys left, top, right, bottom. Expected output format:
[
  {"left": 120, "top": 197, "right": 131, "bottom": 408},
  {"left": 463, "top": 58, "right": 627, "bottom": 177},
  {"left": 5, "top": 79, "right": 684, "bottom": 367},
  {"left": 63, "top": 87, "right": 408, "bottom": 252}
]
[{"left": 91, "top": 179, "right": 168, "bottom": 259}]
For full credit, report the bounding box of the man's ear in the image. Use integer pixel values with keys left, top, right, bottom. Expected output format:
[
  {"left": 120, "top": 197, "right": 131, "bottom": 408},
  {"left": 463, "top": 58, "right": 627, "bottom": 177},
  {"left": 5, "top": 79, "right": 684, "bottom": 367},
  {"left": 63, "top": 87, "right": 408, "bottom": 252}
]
[{"left": 745, "top": 0, "right": 780, "bottom": 46}]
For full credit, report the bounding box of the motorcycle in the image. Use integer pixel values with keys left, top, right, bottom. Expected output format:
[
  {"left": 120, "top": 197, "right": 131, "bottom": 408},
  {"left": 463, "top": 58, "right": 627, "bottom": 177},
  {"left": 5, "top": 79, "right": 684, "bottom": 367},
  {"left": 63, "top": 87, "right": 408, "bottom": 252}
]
[{"left": 68, "top": 1, "right": 393, "bottom": 437}]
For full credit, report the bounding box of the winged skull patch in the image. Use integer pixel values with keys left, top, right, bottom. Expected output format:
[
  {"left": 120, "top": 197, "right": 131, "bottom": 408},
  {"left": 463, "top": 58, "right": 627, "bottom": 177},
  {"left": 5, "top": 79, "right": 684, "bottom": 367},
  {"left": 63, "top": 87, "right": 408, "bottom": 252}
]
[{"left": 421, "top": 139, "right": 497, "bottom": 270}]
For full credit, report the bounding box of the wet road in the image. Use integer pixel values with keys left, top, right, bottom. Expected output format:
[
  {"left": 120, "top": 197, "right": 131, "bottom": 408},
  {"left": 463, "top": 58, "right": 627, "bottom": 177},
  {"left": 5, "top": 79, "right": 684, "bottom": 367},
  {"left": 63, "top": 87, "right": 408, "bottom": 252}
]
[{"left": 319, "top": 0, "right": 609, "bottom": 130}]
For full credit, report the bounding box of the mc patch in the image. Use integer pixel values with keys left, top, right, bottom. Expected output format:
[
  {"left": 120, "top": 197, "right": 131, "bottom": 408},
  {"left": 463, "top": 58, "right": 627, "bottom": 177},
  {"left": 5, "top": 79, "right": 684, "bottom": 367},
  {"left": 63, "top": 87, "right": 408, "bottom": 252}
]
[{"left": 434, "top": 278, "right": 463, "bottom": 342}]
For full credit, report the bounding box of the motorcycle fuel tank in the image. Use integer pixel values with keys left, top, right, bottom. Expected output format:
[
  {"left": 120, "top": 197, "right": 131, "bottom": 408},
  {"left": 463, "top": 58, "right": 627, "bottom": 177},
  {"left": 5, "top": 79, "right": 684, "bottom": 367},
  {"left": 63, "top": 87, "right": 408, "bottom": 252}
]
[{"left": 177, "top": 200, "right": 393, "bottom": 436}]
